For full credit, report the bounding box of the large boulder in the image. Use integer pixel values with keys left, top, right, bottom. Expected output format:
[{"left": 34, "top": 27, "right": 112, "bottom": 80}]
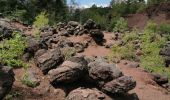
[
  {"left": 74, "top": 24, "right": 85, "bottom": 35},
  {"left": 25, "top": 37, "right": 40, "bottom": 55},
  {"left": 40, "top": 26, "right": 57, "bottom": 34},
  {"left": 0, "top": 18, "right": 13, "bottom": 40},
  {"left": 68, "top": 21, "right": 80, "bottom": 27},
  {"left": 35, "top": 48, "right": 64, "bottom": 74},
  {"left": 152, "top": 73, "right": 169, "bottom": 85},
  {"left": 51, "top": 36, "right": 74, "bottom": 48},
  {"left": 90, "top": 29, "right": 104, "bottom": 45},
  {"left": 88, "top": 58, "right": 123, "bottom": 85},
  {"left": 102, "top": 76, "right": 136, "bottom": 94},
  {"left": 65, "top": 88, "right": 111, "bottom": 100},
  {"left": 39, "top": 33, "right": 53, "bottom": 49},
  {"left": 74, "top": 42, "right": 85, "bottom": 53},
  {"left": 83, "top": 19, "right": 96, "bottom": 30},
  {"left": 0, "top": 65, "right": 15, "bottom": 99},
  {"left": 48, "top": 56, "right": 88, "bottom": 85}
]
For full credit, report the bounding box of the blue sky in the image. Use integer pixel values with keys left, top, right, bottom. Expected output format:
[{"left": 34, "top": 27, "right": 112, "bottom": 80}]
[{"left": 67, "top": 0, "right": 112, "bottom": 8}]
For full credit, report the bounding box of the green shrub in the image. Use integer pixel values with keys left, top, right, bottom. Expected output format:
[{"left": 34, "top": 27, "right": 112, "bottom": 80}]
[
  {"left": 140, "top": 55, "right": 170, "bottom": 80},
  {"left": 21, "top": 73, "right": 37, "bottom": 88},
  {"left": 140, "top": 21, "right": 170, "bottom": 79},
  {"left": 122, "top": 30, "right": 139, "bottom": 44},
  {"left": 33, "top": 12, "right": 49, "bottom": 29},
  {"left": 136, "top": 3, "right": 147, "bottom": 13},
  {"left": 62, "top": 47, "right": 76, "bottom": 60},
  {"left": 144, "top": 21, "right": 158, "bottom": 33},
  {"left": 107, "top": 17, "right": 120, "bottom": 32},
  {"left": 140, "top": 55, "right": 165, "bottom": 70},
  {"left": 158, "top": 23, "right": 170, "bottom": 40},
  {"left": 108, "top": 44, "right": 122, "bottom": 62},
  {"left": 113, "top": 17, "right": 128, "bottom": 33},
  {"left": 109, "top": 43, "right": 136, "bottom": 63},
  {"left": 0, "top": 32, "right": 27, "bottom": 68},
  {"left": 4, "top": 91, "right": 22, "bottom": 100}
]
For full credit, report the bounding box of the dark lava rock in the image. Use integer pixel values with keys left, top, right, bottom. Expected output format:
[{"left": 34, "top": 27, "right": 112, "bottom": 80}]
[
  {"left": 74, "top": 43, "right": 85, "bottom": 53},
  {"left": 162, "top": 83, "right": 170, "bottom": 91},
  {"left": 68, "top": 21, "right": 80, "bottom": 27},
  {"left": 0, "top": 18, "right": 13, "bottom": 40},
  {"left": 0, "top": 65, "right": 15, "bottom": 100},
  {"left": 152, "top": 73, "right": 169, "bottom": 85},
  {"left": 48, "top": 56, "right": 88, "bottom": 85},
  {"left": 65, "top": 88, "right": 110, "bottom": 100},
  {"left": 127, "top": 62, "right": 140, "bottom": 68},
  {"left": 35, "top": 48, "right": 64, "bottom": 74},
  {"left": 102, "top": 76, "right": 136, "bottom": 94},
  {"left": 88, "top": 59, "right": 123, "bottom": 85},
  {"left": 90, "top": 29, "right": 104, "bottom": 45},
  {"left": 83, "top": 19, "right": 96, "bottom": 30},
  {"left": 34, "top": 49, "right": 47, "bottom": 58},
  {"left": 25, "top": 37, "right": 40, "bottom": 56}
]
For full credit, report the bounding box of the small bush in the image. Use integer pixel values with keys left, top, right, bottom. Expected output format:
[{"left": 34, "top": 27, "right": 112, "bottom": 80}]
[
  {"left": 140, "top": 21, "right": 170, "bottom": 79},
  {"left": 113, "top": 17, "right": 128, "bottom": 33},
  {"left": 144, "top": 21, "right": 158, "bottom": 33},
  {"left": 107, "top": 17, "right": 120, "bottom": 32},
  {"left": 62, "top": 47, "right": 76, "bottom": 60},
  {"left": 158, "top": 23, "right": 170, "bottom": 40},
  {"left": 0, "top": 32, "right": 27, "bottom": 68},
  {"left": 159, "top": 23, "right": 170, "bottom": 33},
  {"left": 122, "top": 30, "right": 139, "bottom": 44},
  {"left": 33, "top": 12, "right": 49, "bottom": 29},
  {"left": 109, "top": 43, "right": 136, "bottom": 63},
  {"left": 4, "top": 91, "right": 22, "bottom": 100},
  {"left": 140, "top": 55, "right": 165, "bottom": 69},
  {"left": 21, "top": 73, "right": 37, "bottom": 88}
]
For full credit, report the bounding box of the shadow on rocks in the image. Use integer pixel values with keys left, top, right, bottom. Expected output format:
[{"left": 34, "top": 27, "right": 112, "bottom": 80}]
[{"left": 108, "top": 93, "right": 139, "bottom": 100}]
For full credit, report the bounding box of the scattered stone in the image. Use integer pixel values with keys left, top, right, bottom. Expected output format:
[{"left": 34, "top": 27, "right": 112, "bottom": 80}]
[
  {"left": 58, "top": 29, "right": 69, "bottom": 36},
  {"left": 0, "top": 18, "right": 14, "bottom": 39},
  {"left": 68, "top": 21, "right": 80, "bottom": 27},
  {"left": 35, "top": 48, "right": 64, "bottom": 74},
  {"left": 152, "top": 73, "right": 169, "bottom": 85},
  {"left": 90, "top": 29, "right": 104, "bottom": 45},
  {"left": 88, "top": 59, "right": 123, "bottom": 85},
  {"left": 48, "top": 56, "right": 88, "bottom": 85},
  {"left": 162, "top": 83, "right": 170, "bottom": 91},
  {"left": 105, "top": 43, "right": 113, "bottom": 48},
  {"left": 56, "top": 38, "right": 74, "bottom": 48},
  {"left": 34, "top": 49, "right": 47, "bottom": 58},
  {"left": 84, "top": 19, "right": 97, "bottom": 30},
  {"left": 136, "top": 49, "right": 143, "bottom": 56},
  {"left": 66, "top": 88, "right": 110, "bottom": 100},
  {"left": 25, "top": 36, "right": 40, "bottom": 56},
  {"left": 122, "top": 61, "right": 128, "bottom": 65},
  {"left": 102, "top": 76, "right": 136, "bottom": 94},
  {"left": 127, "top": 62, "right": 140, "bottom": 68},
  {"left": 0, "top": 65, "right": 15, "bottom": 100},
  {"left": 22, "top": 69, "right": 40, "bottom": 88},
  {"left": 22, "top": 53, "right": 30, "bottom": 62},
  {"left": 74, "top": 43, "right": 85, "bottom": 53}
]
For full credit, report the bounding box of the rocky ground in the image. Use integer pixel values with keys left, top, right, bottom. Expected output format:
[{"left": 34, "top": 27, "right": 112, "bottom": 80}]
[{"left": 1, "top": 18, "right": 170, "bottom": 100}]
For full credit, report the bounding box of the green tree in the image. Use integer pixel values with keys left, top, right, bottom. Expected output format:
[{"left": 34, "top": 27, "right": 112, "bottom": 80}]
[{"left": 147, "top": 0, "right": 169, "bottom": 5}]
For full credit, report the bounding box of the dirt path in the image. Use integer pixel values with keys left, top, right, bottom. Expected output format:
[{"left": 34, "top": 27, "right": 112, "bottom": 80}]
[{"left": 118, "top": 61, "right": 170, "bottom": 100}]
